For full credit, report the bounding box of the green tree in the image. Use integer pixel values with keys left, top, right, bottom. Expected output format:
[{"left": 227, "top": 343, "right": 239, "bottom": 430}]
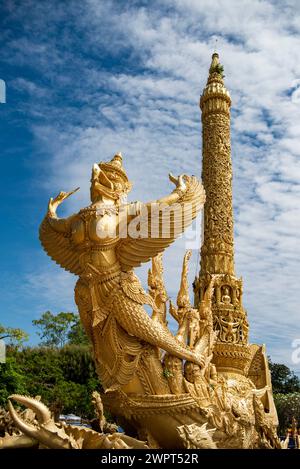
[
  {"left": 269, "top": 359, "right": 300, "bottom": 394},
  {"left": 32, "top": 311, "right": 78, "bottom": 348},
  {"left": 274, "top": 393, "right": 300, "bottom": 434},
  {"left": 0, "top": 315, "right": 100, "bottom": 420},
  {"left": 0, "top": 324, "right": 28, "bottom": 346},
  {"left": 68, "top": 319, "right": 89, "bottom": 346},
  {"left": 0, "top": 345, "right": 100, "bottom": 419},
  {"left": 0, "top": 349, "right": 27, "bottom": 406}
]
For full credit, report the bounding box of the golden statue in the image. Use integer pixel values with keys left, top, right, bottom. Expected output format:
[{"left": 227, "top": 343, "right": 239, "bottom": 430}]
[
  {"left": 40, "top": 153, "right": 206, "bottom": 398},
  {"left": 1, "top": 53, "right": 282, "bottom": 450},
  {"left": 37, "top": 53, "right": 281, "bottom": 449}
]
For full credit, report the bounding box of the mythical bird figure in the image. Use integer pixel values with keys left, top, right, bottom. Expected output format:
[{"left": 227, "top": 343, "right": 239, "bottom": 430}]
[{"left": 40, "top": 153, "right": 206, "bottom": 395}]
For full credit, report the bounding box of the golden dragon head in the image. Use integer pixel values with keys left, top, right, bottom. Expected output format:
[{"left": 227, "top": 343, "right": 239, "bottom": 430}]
[{"left": 4, "top": 394, "right": 148, "bottom": 449}]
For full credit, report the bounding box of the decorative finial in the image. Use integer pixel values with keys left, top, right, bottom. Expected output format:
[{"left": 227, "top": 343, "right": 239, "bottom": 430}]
[
  {"left": 209, "top": 52, "right": 220, "bottom": 73},
  {"left": 208, "top": 52, "right": 224, "bottom": 79}
]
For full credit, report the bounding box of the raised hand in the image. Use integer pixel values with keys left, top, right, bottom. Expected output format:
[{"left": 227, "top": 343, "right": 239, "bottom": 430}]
[
  {"left": 47, "top": 187, "right": 79, "bottom": 217},
  {"left": 169, "top": 173, "right": 187, "bottom": 194}
]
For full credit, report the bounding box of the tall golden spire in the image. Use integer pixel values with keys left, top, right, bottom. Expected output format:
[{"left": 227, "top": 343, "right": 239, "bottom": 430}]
[
  {"left": 194, "top": 53, "right": 251, "bottom": 375},
  {"left": 200, "top": 52, "right": 233, "bottom": 276}
]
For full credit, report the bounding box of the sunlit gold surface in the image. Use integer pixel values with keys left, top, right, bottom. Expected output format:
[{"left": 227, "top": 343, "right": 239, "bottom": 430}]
[{"left": 2, "top": 53, "right": 281, "bottom": 449}]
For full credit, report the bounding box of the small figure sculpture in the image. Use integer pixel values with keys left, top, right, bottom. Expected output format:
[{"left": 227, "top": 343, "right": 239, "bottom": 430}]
[
  {"left": 221, "top": 286, "right": 231, "bottom": 305},
  {"left": 198, "top": 278, "right": 215, "bottom": 338},
  {"left": 183, "top": 362, "right": 211, "bottom": 408},
  {"left": 148, "top": 253, "right": 168, "bottom": 325},
  {"left": 169, "top": 250, "right": 201, "bottom": 347},
  {"left": 219, "top": 312, "right": 240, "bottom": 343},
  {"left": 163, "top": 354, "right": 184, "bottom": 395}
]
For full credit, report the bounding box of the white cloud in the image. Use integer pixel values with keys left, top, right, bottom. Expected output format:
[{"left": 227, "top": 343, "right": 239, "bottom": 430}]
[
  {"left": 23, "top": 265, "right": 76, "bottom": 315},
  {"left": 12, "top": 78, "right": 47, "bottom": 97}
]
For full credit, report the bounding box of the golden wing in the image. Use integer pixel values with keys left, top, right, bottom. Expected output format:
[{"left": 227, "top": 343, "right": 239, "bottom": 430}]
[
  {"left": 117, "top": 176, "right": 205, "bottom": 271},
  {"left": 39, "top": 217, "right": 82, "bottom": 275}
]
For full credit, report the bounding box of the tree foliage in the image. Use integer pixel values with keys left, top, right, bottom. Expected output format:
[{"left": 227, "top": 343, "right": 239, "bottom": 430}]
[
  {"left": 0, "top": 324, "right": 29, "bottom": 346},
  {"left": 0, "top": 345, "right": 100, "bottom": 419},
  {"left": 274, "top": 393, "right": 300, "bottom": 434},
  {"left": 269, "top": 359, "right": 300, "bottom": 394},
  {"left": 0, "top": 316, "right": 96, "bottom": 420},
  {"left": 68, "top": 320, "right": 90, "bottom": 346},
  {"left": 32, "top": 311, "right": 78, "bottom": 348},
  {"left": 0, "top": 354, "right": 27, "bottom": 404},
  {"left": 268, "top": 359, "right": 300, "bottom": 434}
]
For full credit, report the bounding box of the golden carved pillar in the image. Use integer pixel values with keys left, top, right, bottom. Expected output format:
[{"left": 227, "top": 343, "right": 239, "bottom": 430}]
[
  {"left": 200, "top": 53, "right": 233, "bottom": 277},
  {"left": 194, "top": 53, "right": 251, "bottom": 375}
]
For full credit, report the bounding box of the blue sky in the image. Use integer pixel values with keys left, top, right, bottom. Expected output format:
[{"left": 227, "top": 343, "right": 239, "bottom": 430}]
[{"left": 1, "top": 0, "right": 300, "bottom": 375}]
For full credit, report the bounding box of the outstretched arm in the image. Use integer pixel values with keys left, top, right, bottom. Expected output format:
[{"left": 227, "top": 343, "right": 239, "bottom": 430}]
[
  {"left": 124, "top": 174, "right": 186, "bottom": 223},
  {"left": 46, "top": 188, "right": 79, "bottom": 233},
  {"left": 39, "top": 187, "right": 82, "bottom": 275},
  {"left": 147, "top": 173, "right": 187, "bottom": 207},
  {"left": 116, "top": 303, "right": 205, "bottom": 368},
  {"left": 124, "top": 173, "right": 199, "bottom": 224}
]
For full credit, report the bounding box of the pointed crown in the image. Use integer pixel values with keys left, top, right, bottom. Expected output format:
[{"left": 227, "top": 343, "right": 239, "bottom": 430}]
[{"left": 99, "top": 152, "right": 129, "bottom": 184}]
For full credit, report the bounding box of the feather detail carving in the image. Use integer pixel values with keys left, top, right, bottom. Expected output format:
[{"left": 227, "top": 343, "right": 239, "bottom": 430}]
[
  {"left": 120, "top": 271, "right": 157, "bottom": 310},
  {"left": 114, "top": 294, "right": 204, "bottom": 367},
  {"left": 39, "top": 217, "right": 82, "bottom": 275},
  {"left": 116, "top": 176, "right": 205, "bottom": 271}
]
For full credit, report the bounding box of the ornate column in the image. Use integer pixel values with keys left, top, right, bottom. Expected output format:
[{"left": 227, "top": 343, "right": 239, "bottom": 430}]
[{"left": 194, "top": 53, "right": 251, "bottom": 375}]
